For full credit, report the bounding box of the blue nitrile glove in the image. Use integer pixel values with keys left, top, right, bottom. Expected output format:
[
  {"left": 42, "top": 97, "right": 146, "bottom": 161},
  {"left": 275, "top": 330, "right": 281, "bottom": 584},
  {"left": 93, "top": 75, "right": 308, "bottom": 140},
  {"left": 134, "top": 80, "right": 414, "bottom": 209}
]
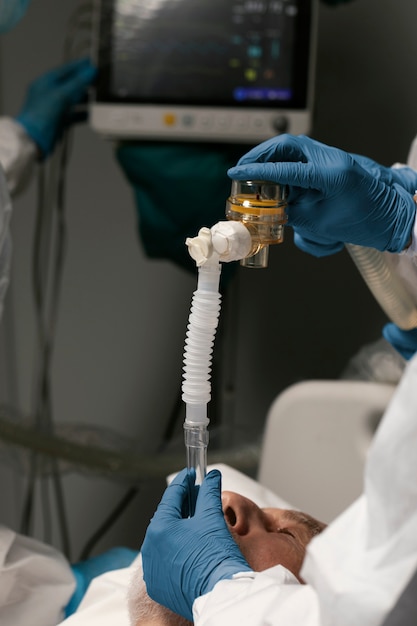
[
  {"left": 382, "top": 323, "right": 417, "bottom": 361},
  {"left": 141, "top": 468, "right": 251, "bottom": 622},
  {"left": 16, "top": 57, "right": 97, "bottom": 158},
  {"left": 0, "top": 0, "right": 31, "bottom": 33},
  {"left": 350, "top": 154, "right": 417, "bottom": 195},
  {"left": 116, "top": 141, "right": 243, "bottom": 278},
  {"left": 65, "top": 546, "right": 138, "bottom": 617},
  {"left": 228, "top": 134, "right": 417, "bottom": 258}
]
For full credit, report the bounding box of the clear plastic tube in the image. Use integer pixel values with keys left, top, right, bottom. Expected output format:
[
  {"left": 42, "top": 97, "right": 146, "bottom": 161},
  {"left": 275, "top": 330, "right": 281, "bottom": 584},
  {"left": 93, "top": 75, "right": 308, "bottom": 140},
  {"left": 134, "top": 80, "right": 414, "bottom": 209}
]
[
  {"left": 346, "top": 244, "right": 417, "bottom": 330},
  {"left": 182, "top": 256, "right": 222, "bottom": 513},
  {"left": 183, "top": 422, "right": 209, "bottom": 513}
]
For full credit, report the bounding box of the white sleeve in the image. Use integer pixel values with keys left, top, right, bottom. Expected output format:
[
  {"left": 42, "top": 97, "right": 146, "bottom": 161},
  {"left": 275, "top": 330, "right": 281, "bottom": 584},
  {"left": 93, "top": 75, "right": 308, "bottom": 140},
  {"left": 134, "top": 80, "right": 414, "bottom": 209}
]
[
  {"left": 0, "top": 525, "right": 75, "bottom": 626},
  {"left": 193, "top": 568, "right": 320, "bottom": 626},
  {"left": 0, "top": 117, "right": 37, "bottom": 196},
  {"left": 302, "top": 353, "right": 417, "bottom": 626}
]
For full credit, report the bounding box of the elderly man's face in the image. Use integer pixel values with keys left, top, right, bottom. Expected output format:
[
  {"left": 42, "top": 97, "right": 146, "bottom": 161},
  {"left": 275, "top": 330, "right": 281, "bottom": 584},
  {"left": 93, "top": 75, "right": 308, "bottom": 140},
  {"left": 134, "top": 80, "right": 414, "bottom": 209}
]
[{"left": 222, "top": 491, "right": 327, "bottom": 581}]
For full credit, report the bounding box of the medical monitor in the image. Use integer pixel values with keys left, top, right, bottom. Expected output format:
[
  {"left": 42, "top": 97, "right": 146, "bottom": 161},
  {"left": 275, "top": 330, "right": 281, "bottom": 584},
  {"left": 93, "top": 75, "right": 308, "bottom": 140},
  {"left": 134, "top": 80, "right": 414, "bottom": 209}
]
[{"left": 90, "top": 0, "right": 318, "bottom": 144}]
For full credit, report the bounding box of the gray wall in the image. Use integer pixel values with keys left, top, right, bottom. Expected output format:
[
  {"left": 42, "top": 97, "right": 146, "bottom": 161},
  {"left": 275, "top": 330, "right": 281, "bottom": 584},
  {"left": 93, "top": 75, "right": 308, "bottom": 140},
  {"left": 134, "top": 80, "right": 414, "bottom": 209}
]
[{"left": 0, "top": 0, "right": 416, "bottom": 560}]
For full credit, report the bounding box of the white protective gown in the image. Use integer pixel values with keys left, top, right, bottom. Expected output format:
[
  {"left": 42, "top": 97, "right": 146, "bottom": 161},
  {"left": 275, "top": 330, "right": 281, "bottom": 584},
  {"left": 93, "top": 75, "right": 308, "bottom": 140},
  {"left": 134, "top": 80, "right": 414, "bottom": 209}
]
[
  {"left": 0, "top": 117, "right": 76, "bottom": 625},
  {"left": 0, "top": 526, "right": 76, "bottom": 626},
  {"left": 0, "top": 117, "right": 37, "bottom": 317}
]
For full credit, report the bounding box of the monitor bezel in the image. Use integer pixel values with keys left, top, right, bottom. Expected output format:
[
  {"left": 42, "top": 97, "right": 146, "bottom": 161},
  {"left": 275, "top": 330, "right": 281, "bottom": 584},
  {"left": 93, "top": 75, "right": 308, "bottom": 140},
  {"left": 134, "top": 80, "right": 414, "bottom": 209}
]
[{"left": 89, "top": 0, "right": 319, "bottom": 141}]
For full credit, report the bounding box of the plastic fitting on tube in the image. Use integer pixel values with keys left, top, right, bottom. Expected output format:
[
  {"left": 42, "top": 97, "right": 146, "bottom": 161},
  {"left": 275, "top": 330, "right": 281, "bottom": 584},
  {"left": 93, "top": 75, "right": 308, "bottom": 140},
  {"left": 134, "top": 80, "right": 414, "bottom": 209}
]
[
  {"left": 185, "top": 180, "right": 288, "bottom": 269},
  {"left": 225, "top": 179, "right": 288, "bottom": 268},
  {"left": 184, "top": 421, "right": 209, "bottom": 487},
  {"left": 186, "top": 223, "right": 252, "bottom": 265}
]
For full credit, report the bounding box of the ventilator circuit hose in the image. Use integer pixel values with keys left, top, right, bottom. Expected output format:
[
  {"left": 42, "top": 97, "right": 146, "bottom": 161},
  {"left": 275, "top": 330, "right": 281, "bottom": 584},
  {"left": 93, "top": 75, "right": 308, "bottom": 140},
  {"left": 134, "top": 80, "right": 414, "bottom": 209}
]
[
  {"left": 346, "top": 244, "right": 417, "bottom": 330},
  {"left": 182, "top": 257, "right": 222, "bottom": 422},
  {"left": 182, "top": 256, "right": 222, "bottom": 492}
]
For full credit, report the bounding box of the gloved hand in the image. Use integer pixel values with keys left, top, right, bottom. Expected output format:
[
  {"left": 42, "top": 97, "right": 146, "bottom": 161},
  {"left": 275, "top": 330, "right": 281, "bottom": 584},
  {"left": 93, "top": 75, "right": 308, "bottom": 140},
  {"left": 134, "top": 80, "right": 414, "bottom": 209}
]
[
  {"left": 293, "top": 153, "right": 417, "bottom": 257},
  {"left": 141, "top": 468, "right": 251, "bottom": 622},
  {"left": 65, "top": 546, "right": 138, "bottom": 617},
  {"left": 227, "top": 134, "right": 417, "bottom": 258},
  {"left": 16, "top": 57, "right": 97, "bottom": 158},
  {"left": 382, "top": 323, "right": 417, "bottom": 360},
  {"left": 0, "top": 0, "right": 31, "bottom": 33},
  {"left": 350, "top": 154, "right": 417, "bottom": 194}
]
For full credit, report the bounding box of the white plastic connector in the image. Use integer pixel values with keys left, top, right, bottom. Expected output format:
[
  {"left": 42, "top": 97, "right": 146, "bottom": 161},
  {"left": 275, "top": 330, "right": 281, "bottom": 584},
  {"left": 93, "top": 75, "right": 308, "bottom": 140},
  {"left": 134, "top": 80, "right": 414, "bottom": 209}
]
[
  {"left": 185, "top": 227, "right": 213, "bottom": 267},
  {"left": 185, "top": 221, "right": 252, "bottom": 267},
  {"left": 211, "top": 221, "right": 252, "bottom": 262}
]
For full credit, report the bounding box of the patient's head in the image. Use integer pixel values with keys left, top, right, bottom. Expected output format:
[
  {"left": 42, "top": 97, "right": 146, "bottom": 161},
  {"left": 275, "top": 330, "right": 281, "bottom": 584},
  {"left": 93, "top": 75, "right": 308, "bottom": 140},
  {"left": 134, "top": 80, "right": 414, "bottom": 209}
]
[
  {"left": 222, "top": 491, "right": 326, "bottom": 582},
  {"left": 128, "top": 491, "right": 326, "bottom": 625}
]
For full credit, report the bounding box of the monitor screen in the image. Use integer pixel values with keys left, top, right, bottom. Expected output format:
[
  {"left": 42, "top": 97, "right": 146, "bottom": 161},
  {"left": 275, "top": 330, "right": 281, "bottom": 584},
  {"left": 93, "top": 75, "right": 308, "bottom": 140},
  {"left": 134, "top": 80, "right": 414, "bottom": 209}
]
[{"left": 90, "top": 0, "right": 318, "bottom": 143}]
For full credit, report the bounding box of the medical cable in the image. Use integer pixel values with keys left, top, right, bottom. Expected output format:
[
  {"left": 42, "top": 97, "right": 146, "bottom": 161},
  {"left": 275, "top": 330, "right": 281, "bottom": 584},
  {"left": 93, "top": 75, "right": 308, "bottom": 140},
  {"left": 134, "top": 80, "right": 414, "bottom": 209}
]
[
  {"left": 20, "top": 132, "right": 72, "bottom": 557},
  {"left": 78, "top": 486, "right": 139, "bottom": 561},
  {"left": 0, "top": 406, "right": 259, "bottom": 478},
  {"left": 19, "top": 0, "right": 95, "bottom": 556},
  {"left": 182, "top": 252, "right": 222, "bottom": 514},
  {"left": 63, "top": 0, "right": 94, "bottom": 62}
]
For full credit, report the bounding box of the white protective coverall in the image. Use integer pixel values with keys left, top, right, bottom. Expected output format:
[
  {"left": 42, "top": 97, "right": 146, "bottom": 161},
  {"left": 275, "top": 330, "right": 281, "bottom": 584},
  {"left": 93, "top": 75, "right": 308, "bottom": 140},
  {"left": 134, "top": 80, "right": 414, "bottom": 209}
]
[
  {"left": 0, "top": 117, "right": 37, "bottom": 317},
  {"left": 0, "top": 117, "right": 76, "bottom": 625}
]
